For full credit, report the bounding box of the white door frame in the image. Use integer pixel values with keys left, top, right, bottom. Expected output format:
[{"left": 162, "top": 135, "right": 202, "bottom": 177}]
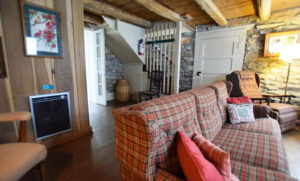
[{"left": 84, "top": 28, "right": 107, "bottom": 106}]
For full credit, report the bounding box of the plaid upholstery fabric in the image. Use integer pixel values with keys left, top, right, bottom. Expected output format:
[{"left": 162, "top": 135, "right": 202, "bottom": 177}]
[
  {"left": 279, "top": 112, "right": 298, "bottom": 124},
  {"left": 231, "top": 160, "right": 296, "bottom": 181},
  {"left": 190, "top": 87, "right": 223, "bottom": 140},
  {"left": 253, "top": 104, "right": 269, "bottom": 118},
  {"left": 269, "top": 110, "right": 279, "bottom": 120},
  {"left": 155, "top": 169, "right": 184, "bottom": 181},
  {"left": 269, "top": 103, "right": 298, "bottom": 115},
  {"left": 222, "top": 118, "right": 281, "bottom": 138},
  {"left": 193, "top": 133, "right": 231, "bottom": 180},
  {"left": 120, "top": 165, "right": 145, "bottom": 181},
  {"left": 280, "top": 121, "right": 297, "bottom": 133},
  {"left": 237, "top": 71, "right": 263, "bottom": 99},
  {"left": 114, "top": 92, "right": 201, "bottom": 180},
  {"left": 212, "top": 129, "right": 289, "bottom": 174},
  {"left": 209, "top": 82, "right": 229, "bottom": 124}
]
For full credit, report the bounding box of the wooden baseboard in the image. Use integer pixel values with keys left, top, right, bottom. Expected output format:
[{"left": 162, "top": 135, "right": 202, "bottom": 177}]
[{"left": 41, "top": 126, "right": 93, "bottom": 149}]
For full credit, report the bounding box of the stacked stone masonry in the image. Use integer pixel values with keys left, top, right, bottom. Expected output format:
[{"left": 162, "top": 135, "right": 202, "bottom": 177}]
[
  {"left": 105, "top": 46, "right": 124, "bottom": 94},
  {"left": 180, "top": 7, "right": 300, "bottom": 106}
]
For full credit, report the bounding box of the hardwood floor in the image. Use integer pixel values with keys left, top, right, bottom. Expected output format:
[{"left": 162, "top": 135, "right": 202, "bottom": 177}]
[
  {"left": 282, "top": 127, "right": 300, "bottom": 180},
  {"left": 21, "top": 101, "right": 135, "bottom": 181},
  {"left": 21, "top": 101, "right": 300, "bottom": 181}
]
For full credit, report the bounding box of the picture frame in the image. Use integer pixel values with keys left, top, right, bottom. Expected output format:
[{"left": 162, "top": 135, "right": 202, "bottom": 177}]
[
  {"left": 264, "top": 30, "right": 300, "bottom": 57},
  {"left": 0, "top": 37, "right": 7, "bottom": 78},
  {"left": 20, "top": 1, "right": 63, "bottom": 58}
]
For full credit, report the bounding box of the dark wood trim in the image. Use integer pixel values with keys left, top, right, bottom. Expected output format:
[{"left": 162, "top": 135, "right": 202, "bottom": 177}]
[
  {"left": 0, "top": 37, "right": 7, "bottom": 78},
  {"left": 18, "top": 121, "right": 27, "bottom": 142}
]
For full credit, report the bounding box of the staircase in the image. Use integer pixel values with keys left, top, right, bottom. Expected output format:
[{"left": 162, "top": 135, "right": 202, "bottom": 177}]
[{"left": 144, "top": 23, "right": 177, "bottom": 95}]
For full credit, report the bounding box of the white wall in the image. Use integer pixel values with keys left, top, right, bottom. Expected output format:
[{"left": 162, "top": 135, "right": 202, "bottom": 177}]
[
  {"left": 84, "top": 29, "right": 96, "bottom": 103},
  {"left": 117, "top": 20, "right": 145, "bottom": 64}
]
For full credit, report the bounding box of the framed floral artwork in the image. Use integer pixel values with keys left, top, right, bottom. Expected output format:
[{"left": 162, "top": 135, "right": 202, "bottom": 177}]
[
  {"left": 20, "top": 1, "right": 63, "bottom": 58},
  {"left": 0, "top": 37, "right": 6, "bottom": 78},
  {"left": 264, "top": 30, "right": 300, "bottom": 57}
]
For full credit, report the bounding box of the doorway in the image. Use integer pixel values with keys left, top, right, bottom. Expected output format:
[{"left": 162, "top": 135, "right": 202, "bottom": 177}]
[
  {"left": 84, "top": 28, "right": 107, "bottom": 106},
  {"left": 192, "top": 27, "right": 247, "bottom": 88}
]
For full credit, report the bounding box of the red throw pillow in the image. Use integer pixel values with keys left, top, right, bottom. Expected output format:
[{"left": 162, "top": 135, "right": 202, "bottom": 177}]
[
  {"left": 193, "top": 133, "right": 232, "bottom": 180},
  {"left": 176, "top": 131, "right": 224, "bottom": 181},
  {"left": 227, "top": 97, "right": 251, "bottom": 104}
]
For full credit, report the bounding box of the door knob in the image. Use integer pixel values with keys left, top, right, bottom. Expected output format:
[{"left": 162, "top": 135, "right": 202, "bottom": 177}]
[{"left": 197, "top": 71, "right": 202, "bottom": 76}]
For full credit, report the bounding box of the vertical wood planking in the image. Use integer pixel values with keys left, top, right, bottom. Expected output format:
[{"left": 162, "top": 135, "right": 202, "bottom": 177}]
[
  {"left": 71, "top": 0, "right": 90, "bottom": 129},
  {"left": 26, "top": 0, "right": 54, "bottom": 95},
  {"left": 53, "top": 0, "right": 78, "bottom": 132},
  {"left": 0, "top": 0, "right": 38, "bottom": 142},
  {"left": 0, "top": 8, "right": 18, "bottom": 142}
]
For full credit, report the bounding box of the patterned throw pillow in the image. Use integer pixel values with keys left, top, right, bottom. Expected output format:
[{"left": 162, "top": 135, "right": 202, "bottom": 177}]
[
  {"left": 193, "top": 133, "right": 232, "bottom": 181},
  {"left": 176, "top": 131, "right": 224, "bottom": 181},
  {"left": 227, "top": 103, "right": 255, "bottom": 124}
]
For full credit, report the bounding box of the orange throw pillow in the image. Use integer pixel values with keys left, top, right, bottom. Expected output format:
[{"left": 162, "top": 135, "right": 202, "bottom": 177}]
[
  {"left": 176, "top": 131, "right": 224, "bottom": 181},
  {"left": 193, "top": 133, "right": 236, "bottom": 181}
]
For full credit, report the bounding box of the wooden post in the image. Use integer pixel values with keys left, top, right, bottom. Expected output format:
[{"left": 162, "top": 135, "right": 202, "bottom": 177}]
[
  {"left": 257, "top": 0, "right": 271, "bottom": 21},
  {"left": 173, "top": 21, "right": 182, "bottom": 94}
]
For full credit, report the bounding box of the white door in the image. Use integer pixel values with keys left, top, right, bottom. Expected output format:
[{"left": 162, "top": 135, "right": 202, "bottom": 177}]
[
  {"left": 192, "top": 27, "right": 247, "bottom": 88},
  {"left": 84, "top": 29, "right": 106, "bottom": 106},
  {"left": 94, "top": 29, "right": 106, "bottom": 105}
]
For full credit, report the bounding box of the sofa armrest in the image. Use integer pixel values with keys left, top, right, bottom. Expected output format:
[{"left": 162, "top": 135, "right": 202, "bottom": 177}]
[
  {"left": 253, "top": 104, "right": 270, "bottom": 118},
  {"left": 113, "top": 105, "right": 158, "bottom": 180},
  {"left": 269, "top": 110, "right": 279, "bottom": 120},
  {"left": 155, "top": 169, "right": 184, "bottom": 181}
]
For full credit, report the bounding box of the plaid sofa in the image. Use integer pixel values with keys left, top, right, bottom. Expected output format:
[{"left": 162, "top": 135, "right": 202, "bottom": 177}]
[{"left": 113, "top": 82, "right": 295, "bottom": 181}]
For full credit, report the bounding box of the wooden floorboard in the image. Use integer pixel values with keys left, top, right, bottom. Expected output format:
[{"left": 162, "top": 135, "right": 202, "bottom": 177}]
[{"left": 21, "top": 101, "right": 300, "bottom": 180}]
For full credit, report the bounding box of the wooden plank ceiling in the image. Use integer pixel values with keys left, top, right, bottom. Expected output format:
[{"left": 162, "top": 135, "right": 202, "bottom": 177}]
[{"left": 88, "top": 0, "right": 300, "bottom": 26}]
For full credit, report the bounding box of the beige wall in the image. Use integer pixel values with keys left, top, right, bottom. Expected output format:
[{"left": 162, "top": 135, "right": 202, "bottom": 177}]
[{"left": 0, "top": 0, "right": 91, "bottom": 147}]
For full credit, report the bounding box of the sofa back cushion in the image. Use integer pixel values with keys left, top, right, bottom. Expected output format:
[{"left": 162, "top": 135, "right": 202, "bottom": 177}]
[
  {"left": 209, "top": 82, "right": 230, "bottom": 124},
  {"left": 190, "top": 87, "right": 223, "bottom": 140},
  {"left": 130, "top": 92, "right": 202, "bottom": 178}
]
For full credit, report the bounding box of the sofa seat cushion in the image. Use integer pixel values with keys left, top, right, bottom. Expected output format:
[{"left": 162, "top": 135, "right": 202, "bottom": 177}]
[
  {"left": 222, "top": 118, "right": 281, "bottom": 138},
  {"left": 231, "top": 160, "right": 296, "bottom": 181},
  {"left": 190, "top": 87, "right": 223, "bottom": 141},
  {"left": 0, "top": 143, "right": 47, "bottom": 181},
  {"left": 212, "top": 129, "right": 289, "bottom": 174}
]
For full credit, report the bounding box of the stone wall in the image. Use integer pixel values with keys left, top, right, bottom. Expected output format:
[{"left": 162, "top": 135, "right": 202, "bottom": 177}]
[
  {"left": 183, "top": 7, "right": 300, "bottom": 106},
  {"left": 179, "top": 32, "right": 195, "bottom": 91},
  {"left": 105, "top": 45, "right": 124, "bottom": 94}
]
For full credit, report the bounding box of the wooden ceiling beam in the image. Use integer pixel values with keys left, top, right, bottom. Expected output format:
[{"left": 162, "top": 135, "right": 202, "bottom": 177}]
[
  {"left": 83, "top": 0, "right": 151, "bottom": 28},
  {"left": 84, "top": 12, "right": 103, "bottom": 25},
  {"left": 194, "top": 0, "right": 227, "bottom": 26},
  {"left": 134, "top": 0, "right": 181, "bottom": 22},
  {"left": 257, "top": 0, "right": 271, "bottom": 21}
]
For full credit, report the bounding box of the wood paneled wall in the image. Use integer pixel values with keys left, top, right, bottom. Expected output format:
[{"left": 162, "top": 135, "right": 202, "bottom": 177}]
[{"left": 0, "top": 0, "right": 91, "bottom": 148}]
